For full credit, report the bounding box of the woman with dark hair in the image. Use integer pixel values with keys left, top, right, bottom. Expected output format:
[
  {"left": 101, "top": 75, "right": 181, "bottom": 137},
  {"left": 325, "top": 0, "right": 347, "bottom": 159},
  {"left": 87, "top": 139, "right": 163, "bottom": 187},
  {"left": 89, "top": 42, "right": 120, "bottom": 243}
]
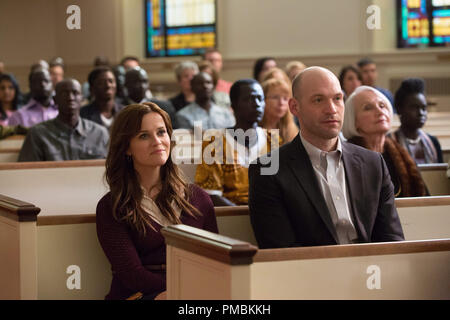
[
  {"left": 96, "top": 102, "right": 218, "bottom": 300},
  {"left": 338, "top": 65, "right": 362, "bottom": 99},
  {"left": 253, "top": 57, "right": 277, "bottom": 83},
  {"left": 0, "top": 73, "right": 22, "bottom": 125},
  {"left": 390, "top": 78, "right": 443, "bottom": 164}
]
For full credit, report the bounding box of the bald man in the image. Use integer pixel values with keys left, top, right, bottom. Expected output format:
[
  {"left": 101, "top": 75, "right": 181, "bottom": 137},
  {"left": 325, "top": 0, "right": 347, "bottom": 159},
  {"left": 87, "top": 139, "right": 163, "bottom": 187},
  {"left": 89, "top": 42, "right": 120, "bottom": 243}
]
[
  {"left": 248, "top": 66, "right": 404, "bottom": 249},
  {"left": 18, "top": 79, "right": 109, "bottom": 161}
]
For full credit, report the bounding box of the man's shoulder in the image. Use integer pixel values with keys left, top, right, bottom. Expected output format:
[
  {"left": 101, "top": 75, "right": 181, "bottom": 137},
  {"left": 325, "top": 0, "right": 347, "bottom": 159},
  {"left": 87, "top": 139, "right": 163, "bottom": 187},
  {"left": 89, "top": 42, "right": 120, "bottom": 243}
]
[
  {"left": 251, "top": 137, "right": 295, "bottom": 169},
  {"left": 81, "top": 118, "right": 109, "bottom": 135},
  {"left": 10, "top": 101, "right": 34, "bottom": 118},
  {"left": 150, "top": 98, "right": 174, "bottom": 109},
  {"left": 28, "top": 118, "right": 55, "bottom": 133},
  {"left": 23, "top": 120, "right": 56, "bottom": 144},
  {"left": 342, "top": 140, "right": 381, "bottom": 162},
  {"left": 211, "top": 103, "right": 232, "bottom": 115},
  {"left": 177, "top": 102, "right": 199, "bottom": 116},
  {"left": 80, "top": 102, "right": 95, "bottom": 115}
]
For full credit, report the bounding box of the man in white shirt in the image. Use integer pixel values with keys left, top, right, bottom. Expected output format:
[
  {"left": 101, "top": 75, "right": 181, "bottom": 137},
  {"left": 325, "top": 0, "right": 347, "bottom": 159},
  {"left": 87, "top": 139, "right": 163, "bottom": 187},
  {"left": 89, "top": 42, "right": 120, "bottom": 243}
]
[
  {"left": 249, "top": 66, "right": 404, "bottom": 248},
  {"left": 175, "top": 72, "right": 235, "bottom": 130}
]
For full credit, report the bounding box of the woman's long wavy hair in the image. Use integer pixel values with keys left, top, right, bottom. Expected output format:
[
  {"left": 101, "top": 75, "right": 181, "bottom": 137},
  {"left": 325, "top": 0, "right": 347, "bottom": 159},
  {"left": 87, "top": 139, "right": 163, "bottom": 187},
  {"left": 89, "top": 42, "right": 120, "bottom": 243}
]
[{"left": 105, "top": 102, "right": 200, "bottom": 236}]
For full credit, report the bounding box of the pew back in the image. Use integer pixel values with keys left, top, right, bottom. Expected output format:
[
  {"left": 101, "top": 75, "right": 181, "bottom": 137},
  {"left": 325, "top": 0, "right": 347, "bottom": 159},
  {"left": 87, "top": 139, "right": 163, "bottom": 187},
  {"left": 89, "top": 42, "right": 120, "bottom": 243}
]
[
  {"left": 0, "top": 135, "right": 24, "bottom": 163},
  {"left": 0, "top": 160, "right": 198, "bottom": 217},
  {"left": 215, "top": 197, "right": 450, "bottom": 244},
  {"left": 1, "top": 194, "right": 449, "bottom": 299},
  {"left": 0, "top": 149, "right": 19, "bottom": 162},
  {"left": 0, "top": 160, "right": 108, "bottom": 216},
  {"left": 418, "top": 163, "right": 450, "bottom": 196},
  {"left": 37, "top": 219, "right": 111, "bottom": 300},
  {"left": 163, "top": 225, "right": 450, "bottom": 299}
]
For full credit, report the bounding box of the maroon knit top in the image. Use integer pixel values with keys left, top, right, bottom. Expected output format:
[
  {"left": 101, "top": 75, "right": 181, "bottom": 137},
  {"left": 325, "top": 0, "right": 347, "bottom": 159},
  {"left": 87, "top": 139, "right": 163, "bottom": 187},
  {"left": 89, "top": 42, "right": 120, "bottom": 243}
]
[{"left": 96, "top": 184, "right": 218, "bottom": 300}]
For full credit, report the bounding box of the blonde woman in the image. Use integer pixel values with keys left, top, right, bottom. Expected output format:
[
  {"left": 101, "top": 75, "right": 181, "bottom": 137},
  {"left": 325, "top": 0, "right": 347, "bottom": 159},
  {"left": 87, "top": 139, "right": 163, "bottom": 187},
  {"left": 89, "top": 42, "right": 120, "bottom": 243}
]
[{"left": 261, "top": 78, "right": 298, "bottom": 144}]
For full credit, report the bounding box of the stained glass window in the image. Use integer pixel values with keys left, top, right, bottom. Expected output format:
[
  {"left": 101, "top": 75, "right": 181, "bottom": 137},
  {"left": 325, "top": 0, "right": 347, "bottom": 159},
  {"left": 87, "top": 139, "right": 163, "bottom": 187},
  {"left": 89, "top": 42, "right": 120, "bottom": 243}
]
[
  {"left": 145, "top": 0, "right": 216, "bottom": 57},
  {"left": 398, "top": 0, "right": 450, "bottom": 48}
]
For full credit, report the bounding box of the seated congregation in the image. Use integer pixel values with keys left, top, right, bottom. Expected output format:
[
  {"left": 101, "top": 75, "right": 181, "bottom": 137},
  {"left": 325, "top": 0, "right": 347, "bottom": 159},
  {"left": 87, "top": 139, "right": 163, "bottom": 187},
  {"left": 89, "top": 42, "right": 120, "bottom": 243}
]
[{"left": 0, "top": 52, "right": 449, "bottom": 300}]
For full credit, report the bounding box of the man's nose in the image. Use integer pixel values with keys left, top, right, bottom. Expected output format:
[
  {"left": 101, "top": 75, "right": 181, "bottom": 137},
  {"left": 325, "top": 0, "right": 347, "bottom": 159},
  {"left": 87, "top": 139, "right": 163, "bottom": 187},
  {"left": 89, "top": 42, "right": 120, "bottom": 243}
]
[{"left": 325, "top": 99, "right": 337, "bottom": 113}]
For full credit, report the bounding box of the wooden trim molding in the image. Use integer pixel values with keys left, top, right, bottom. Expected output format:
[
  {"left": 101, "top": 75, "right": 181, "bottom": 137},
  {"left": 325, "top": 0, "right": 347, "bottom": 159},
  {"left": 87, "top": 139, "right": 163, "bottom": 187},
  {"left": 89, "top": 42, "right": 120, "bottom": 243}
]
[
  {"left": 395, "top": 196, "right": 450, "bottom": 207},
  {"left": 0, "top": 159, "right": 105, "bottom": 170},
  {"left": 2, "top": 135, "right": 25, "bottom": 141},
  {"left": 0, "top": 194, "right": 40, "bottom": 222},
  {"left": 37, "top": 214, "right": 96, "bottom": 226},
  {"left": 254, "top": 239, "right": 450, "bottom": 262},
  {"left": 161, "top": 224, "right": 257, "bottom": 265},
  {"left": 215, "top": 206, "right": 249, "bottom": 216},
  {"left": 33, "top": 195, "right": 450, "bottom": 226},
  {"left": 0, "top": 148, "right": 20, "bottom": 153},
  {"left": 418, "top": 163, "right": 449, "bottom": 171}
]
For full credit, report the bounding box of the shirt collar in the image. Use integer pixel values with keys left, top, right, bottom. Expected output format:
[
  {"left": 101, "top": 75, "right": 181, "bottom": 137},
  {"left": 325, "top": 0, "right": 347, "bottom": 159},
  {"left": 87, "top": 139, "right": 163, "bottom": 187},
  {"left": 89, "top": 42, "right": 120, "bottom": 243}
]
[
  {"left": 299, "top": 131, "right": 342, "bottom": 167},
  {"left": 28, "top": 98, "right": 57, "bottom": 110},
  {"left": 54, "top": 117, "right": 86, "bottom": 137}
]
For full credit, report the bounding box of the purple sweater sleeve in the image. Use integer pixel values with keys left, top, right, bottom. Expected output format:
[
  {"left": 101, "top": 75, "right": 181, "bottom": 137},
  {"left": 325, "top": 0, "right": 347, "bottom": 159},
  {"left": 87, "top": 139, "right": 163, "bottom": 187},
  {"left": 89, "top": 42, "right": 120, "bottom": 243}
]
[
  {"left": 96, "top": 194, "right": 165, "bottom": 296},
  {"left": 189, "top": 184, "right": 219, "bottom": 233}
]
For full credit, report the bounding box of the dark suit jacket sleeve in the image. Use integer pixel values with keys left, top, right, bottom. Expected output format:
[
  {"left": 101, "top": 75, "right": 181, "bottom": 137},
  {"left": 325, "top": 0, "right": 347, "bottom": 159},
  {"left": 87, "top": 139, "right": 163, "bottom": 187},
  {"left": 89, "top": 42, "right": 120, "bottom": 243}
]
[
  {"left": 248, "top": 161, "right": 298, "bottom": 248},
  {"left": 151, "top": 99, "right": 178, "bottom": 129},
  {"left": 372, "top": 153, "right": 405, "bottom": 242}
]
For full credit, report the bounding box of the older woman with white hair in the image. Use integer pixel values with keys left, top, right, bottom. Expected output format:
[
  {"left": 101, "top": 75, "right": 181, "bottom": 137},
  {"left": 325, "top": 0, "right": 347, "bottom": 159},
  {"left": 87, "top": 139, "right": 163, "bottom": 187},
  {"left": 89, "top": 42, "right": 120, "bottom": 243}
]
[
  {"left": 343, "top": 86, "right": 427, "bottom": 197},
  {"left": 169, "top": 61, "right": 199, "bottom": 112}
]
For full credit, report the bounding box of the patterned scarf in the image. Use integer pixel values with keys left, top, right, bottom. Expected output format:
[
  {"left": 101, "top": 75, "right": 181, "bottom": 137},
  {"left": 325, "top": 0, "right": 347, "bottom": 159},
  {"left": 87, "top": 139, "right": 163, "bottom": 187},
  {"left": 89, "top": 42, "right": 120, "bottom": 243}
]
[{"left": 391, "top": 129, "right": 438, "bottom": 164}]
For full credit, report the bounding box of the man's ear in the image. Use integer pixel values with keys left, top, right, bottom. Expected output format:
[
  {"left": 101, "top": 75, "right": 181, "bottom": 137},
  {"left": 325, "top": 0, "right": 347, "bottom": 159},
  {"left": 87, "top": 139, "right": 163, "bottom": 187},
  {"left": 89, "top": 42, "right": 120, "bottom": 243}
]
[{"left": 288, "top": 97, "right": 299, "bottom": 118}]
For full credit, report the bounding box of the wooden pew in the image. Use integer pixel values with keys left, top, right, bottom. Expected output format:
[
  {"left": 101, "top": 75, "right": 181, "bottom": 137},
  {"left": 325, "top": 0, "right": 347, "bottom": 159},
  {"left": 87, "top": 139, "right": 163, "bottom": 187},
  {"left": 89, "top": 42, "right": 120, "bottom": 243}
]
[
  {"left": 443, "top": 147, "right": 450, "bottom": 163},
  {"left": 0, "top": 160, "right": 198, "bottom": 217},
  {"left": 0, "top": 135, "right": 25, "bottom": 149},
  {"left": 215, "top": 197, "right": 450, "bottom": 243},
  {"left": 395, "top": 196, "right": 450, "bottom": 240},
  {"left": 0, "top": 160, "right": 108, "bottom": 216},
  {"left": 0, "top": 148, "right": 20, "bottom": 162},
  {"left": 418, "top": 163, "right": 450, "bottom": 196},
  {"left": 163, "top": 224, "right": 450, "bottom": 299},
  {"left": 0, "top": 135, "right": 24, "bottom": 163},
  {"left": 0, "top": 198, "right": 250, "bottom": 299},
  {"left": 2, "top": 194, "right": 449, "bottom": 300},
  {"left": 0, "top": 196, "right": 111, "bottom": 300},
  {"left": 0, "top": 195, "right": 40, "bottom": 300}
]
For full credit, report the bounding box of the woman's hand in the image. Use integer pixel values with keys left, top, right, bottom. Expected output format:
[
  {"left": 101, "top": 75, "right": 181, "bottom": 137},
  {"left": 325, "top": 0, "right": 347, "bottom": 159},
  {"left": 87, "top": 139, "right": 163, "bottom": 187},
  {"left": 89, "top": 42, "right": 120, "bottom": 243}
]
[{"left": 154, "top": 291, "right": 167, "bottom": 300}]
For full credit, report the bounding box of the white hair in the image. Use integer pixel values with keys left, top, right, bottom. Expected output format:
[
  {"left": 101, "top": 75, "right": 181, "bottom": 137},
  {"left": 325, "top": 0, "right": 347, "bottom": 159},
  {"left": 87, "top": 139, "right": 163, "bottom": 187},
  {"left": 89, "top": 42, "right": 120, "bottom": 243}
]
[
  {"left": 174, "top": 61, "right": 199, "bottom": 79},
  {"left": 342, "top": 85, "right": 393, "bottom": 139}
]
